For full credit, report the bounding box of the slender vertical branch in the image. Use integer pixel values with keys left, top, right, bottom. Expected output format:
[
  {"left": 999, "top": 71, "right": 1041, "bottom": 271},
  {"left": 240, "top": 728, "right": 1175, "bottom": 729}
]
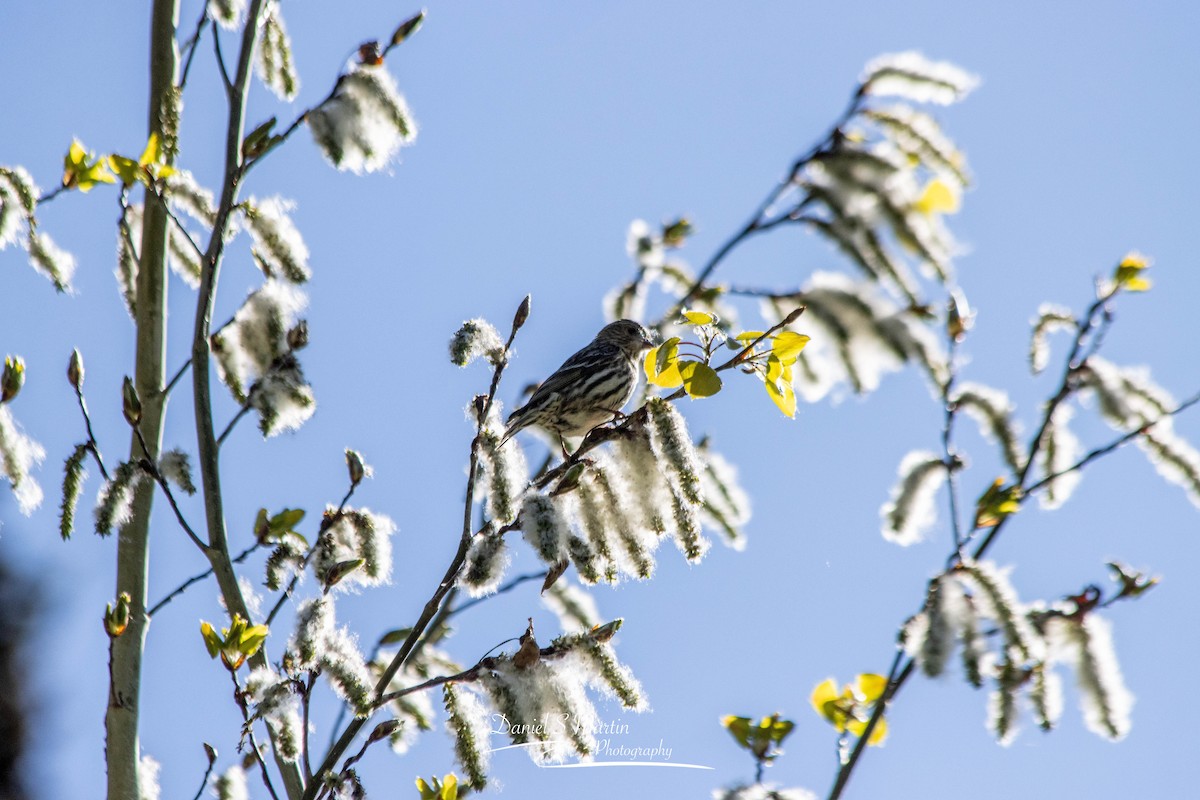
[
  {"left": 188, "top": 1, "right": 306, "bottom": 797},
  {"left": 104, "top": 3, "right": 178, "bottom": 799}
]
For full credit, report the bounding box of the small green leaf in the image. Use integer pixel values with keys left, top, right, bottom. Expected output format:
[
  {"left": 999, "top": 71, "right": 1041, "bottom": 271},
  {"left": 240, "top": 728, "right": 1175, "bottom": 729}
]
[
  {"left": 678, "top": 361, "right": 721, "bottom": 398},
  {"left": 721, "top": 715, "right": 752, "bottom": 749},
  {"left": 270, "top": 508, "right": 305, "bottom": 532},
  {"left": 379, "top": 627, "right": 414, "bottom": 646}
]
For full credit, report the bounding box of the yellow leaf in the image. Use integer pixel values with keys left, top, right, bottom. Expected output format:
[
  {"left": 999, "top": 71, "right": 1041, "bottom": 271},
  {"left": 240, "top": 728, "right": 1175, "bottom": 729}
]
[
  {"left": 764, "top": 355, "right": 797, "bottom": 418},
  {"left": 765, "top": 376, "right": 796, "bottom": 418},
  {"left": 138, "top": 133, "right": 161, "bottom": 166},
  {"left": 200, "top": 621, "right": 221, "bottom": 658},
  {"left": 847, "top": 715, "right": 889, "bottom": 746},
  {"left": 1114, "top": 251, "right": 1152, "bottom": 293},
  {"left": 440, "top": 774, "right": 458, "bottom": 800},
  {"left": 1119, "top": 252, "right": 1149, "bottom": 270},
  {"left": 771, "top": 331, "right": 810, "bottom": 364},
  {"left": 63, "top": 139, "right": 116, "bottom": 192},
  {"left": 108, "top": 154, "right": 143, "bottom": 186},
  {"left": 682, "top": 309, "right": 716, "bottom": 326},
  {"left": 644, "top": 345, "right": 683, "bottom": 388},
  {"left": 810, "top": 679, "right": 841, "bottom": 726},
  {"left": 856, "top": 673, "right": 888, "bottom": 703},
  {"left": 678, "top": 361, "right": 722, "bottom": 398},
  {"left": 914, "top": 178, "right": 960, "bottom": 216}
]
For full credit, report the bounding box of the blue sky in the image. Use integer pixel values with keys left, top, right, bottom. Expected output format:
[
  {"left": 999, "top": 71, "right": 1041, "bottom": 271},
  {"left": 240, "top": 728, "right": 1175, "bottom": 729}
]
[{"left": 1, "top": 2, "right": 1198, "bottom": 798}]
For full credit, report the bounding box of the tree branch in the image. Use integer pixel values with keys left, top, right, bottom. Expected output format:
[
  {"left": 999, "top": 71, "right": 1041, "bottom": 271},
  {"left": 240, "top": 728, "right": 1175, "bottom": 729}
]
[{"left": 188, "top": 1, "right": 306, "bottom": 796}]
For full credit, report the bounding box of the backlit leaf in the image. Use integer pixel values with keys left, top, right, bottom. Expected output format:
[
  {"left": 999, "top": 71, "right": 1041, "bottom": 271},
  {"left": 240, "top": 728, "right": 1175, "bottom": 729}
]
[
  {"left": 771, "top": 331, "right": 811, "bottom": 364},
  {"left": 679, "top": 361, "right": 721, "bottom": 398}
]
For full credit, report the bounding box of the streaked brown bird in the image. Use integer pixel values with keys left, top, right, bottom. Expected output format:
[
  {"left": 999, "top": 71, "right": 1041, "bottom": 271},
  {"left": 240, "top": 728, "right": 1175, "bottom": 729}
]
[{"left": 500, "top": 319, "right": 654, "bottom": 452}]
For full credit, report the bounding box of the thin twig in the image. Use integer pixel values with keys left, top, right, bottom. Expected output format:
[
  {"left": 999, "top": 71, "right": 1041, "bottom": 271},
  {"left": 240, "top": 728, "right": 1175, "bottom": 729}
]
[
  {"left": 163, "top": 358, "right": 192, "bottom": 399},
  {"left": 941, "top": 327, "right": 964, "bottom": 552},
  {"left": 304, "top": 305, "right": 527, "bottom": 800},
  {"left": 134, "top": 427, "right": 210, "bottom": 553},
  {"left": 302, "top": 673, "right": 316, "bottom": 783},
  {"left": 211, "top": 20, "right": 234, "bottom": 94},
  {"left": 36, "top": 184, "right": 69, "bottom": 205},
  {"left": 668, "top": 87, "right": 864, "bottom": 317},
  {"left": 827, "top": 285, "right": 1137, "bottom": 798},
  {"left": 178, "top": 5, "right": 210, "bottom": 91},
  {"left": 145, "top": 183, "right": 207, "bottom": 261},
  {"left": 1025, "top": 391, "right": 1200, "bottom": 496},
  {"left": 264, "top": 483, "right": 357, "bottom": 627},
  {"left": 217, "top": 402, "right": 254, "bottom": 447},
  {"left": 189, "top": 752, "right": 217, "bottom": 800},
  {"left": 147, "top": 541, "right": 262, "bottom": 618},
  {"left": 72, "top": 384, "right": 111, "bottom": 482},
  {"left": 230, "top": 670, "right": 281, "bottom": 800},
  {"left": 447, "top": 571, "right": 549, "bottom": 618}
]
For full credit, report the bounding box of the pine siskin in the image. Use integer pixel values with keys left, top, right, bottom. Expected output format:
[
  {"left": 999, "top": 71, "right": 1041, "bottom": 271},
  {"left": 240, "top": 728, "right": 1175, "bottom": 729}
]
[{"left": 501, "top": 319, "right": 654, "bottom": 452}]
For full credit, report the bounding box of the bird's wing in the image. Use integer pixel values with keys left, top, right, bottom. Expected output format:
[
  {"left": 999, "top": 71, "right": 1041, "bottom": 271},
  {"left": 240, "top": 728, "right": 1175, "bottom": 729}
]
[{"left": 500, "top": 342, "right": 622, "bottom": 440}]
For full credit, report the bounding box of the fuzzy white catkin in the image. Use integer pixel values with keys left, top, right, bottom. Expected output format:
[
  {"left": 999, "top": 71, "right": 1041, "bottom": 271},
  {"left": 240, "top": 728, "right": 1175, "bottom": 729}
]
[
  {"left": 449, "top": 318, "right": 505, "bottom": 368},
  {"left": 520, "top": 494, "right": 571, "bottom": 564},
  {"left": 960, "top": 560, "right": 1042, "bottom": 663},
  {"left": 460, "top": 529, "right": 510, "bottom": 596},
  {"left": 444, "top": 684, "right": 493, "bottom": 788},
  {"left": 307, "top": 64, "right": 417, "bottom": 174},
  {"left": 861, "top": 51, "right": 980, "bottom": 105},
  {"left": 157, "top": 448, "right": 195, "bottom": 494},
  {"left": 951, "top": 382, "right": 1024, "bottom": 474},
  {"left": 1037, "top": 404, "right": 1083, "bottom": 510},
  {"left": 27, "top": 229, "right": 76, "bottom": 291},
  {"left": 244, "top": 196, "right": 311, "bottom": 283},
  {"left": 212, "top": 765, "right": 249, "bottom": 800},
  {"left": 880, "top": 450, "right": 945, "bottom": 545},
  {"left": 1047, "top": 615, "right": 1134, "bottom": 740},
  {"left": 0, "top": 405, "right": 45, "bottom": 515},
  {"left": 312, "top": 507, "right": 396, "bottom": 590}
]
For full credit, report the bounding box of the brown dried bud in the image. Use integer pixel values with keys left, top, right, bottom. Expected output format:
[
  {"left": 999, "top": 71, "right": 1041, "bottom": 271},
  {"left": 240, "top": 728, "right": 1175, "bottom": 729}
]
[
  {"left": 513, "top": 618, "right": 540, "bottom": 669},
  {"left": 357, "top": 41, "right": 383, "bottom": 65},
  {"left": 512, "top": 294, "right": 532, "bottom": 332},
  {"left": 287, "top": 320, "right": 309, "bottom": 351}
]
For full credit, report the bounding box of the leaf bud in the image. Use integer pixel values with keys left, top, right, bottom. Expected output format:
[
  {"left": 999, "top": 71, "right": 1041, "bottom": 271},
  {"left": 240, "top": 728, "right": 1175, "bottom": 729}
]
[
  {"left": 122, "top": 376, "right": 142, "bottom": 427},
  {"left": 68, "top": 348, "right": 84, "bottom": 391},
  {"left": 1, "top": 355, "right": 25, "bottom": 404},
  {"left": 345, "top": 448, "right": 366, "bottom": 487},
  {"left": 390, "top": 10, "right": 426, "bottom": 47},
  {"left": 947, "top": 289, "right": 974, "bottom": 342},
  {"left": 513, "top": 294, "right": 531, "bottom": 332},
  {"left": 369, "top": 719, "right": 403, "bottom": 743},
  {"left": 104, "top": 592, "right": 133, "bottom": 638}
]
